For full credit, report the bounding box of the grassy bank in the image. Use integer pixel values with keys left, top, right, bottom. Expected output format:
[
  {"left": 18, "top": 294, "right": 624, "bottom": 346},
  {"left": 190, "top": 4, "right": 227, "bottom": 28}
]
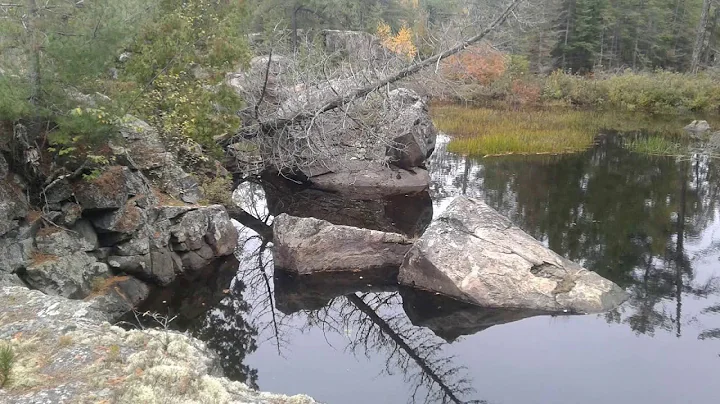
[{"left": 431, "top": 105, "right": 699, "bottom": 157}]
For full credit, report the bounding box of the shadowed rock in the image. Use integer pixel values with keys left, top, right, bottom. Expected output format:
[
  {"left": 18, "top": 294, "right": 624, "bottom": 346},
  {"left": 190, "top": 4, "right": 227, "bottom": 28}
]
[
  {"left": 400, "top": 287, "right": 553, "bottom": 342},
  {"left": 273, "top": 213, "right": 412, "bottom": 275},
  {"left": 399, "top": 196, "right": 628, "bottom": 314}
]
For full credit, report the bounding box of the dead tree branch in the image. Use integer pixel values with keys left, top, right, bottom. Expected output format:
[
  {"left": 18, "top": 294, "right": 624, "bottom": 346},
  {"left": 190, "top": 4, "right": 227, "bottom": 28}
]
[{"left": 223, "top": 0, "right": 523, "bottom": 145}]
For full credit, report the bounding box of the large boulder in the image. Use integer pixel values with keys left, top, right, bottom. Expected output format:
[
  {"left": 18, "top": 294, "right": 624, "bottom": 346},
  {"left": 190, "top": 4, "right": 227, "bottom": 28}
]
[
  {"left": 23, "top": 252, "right": 110, "bottom": 299},
  {"left": 399, "top": 197, "right": 628, "bottom": 314},
  {"left": 273, "top": 213, "right": 412, "bottom": 274}
]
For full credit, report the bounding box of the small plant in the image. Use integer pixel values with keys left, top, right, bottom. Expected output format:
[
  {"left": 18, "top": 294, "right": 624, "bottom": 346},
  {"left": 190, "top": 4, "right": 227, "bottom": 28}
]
[
  {"left": 58, "top": 335, "right": 73, "bottom": 348},
  {"left": 106, "top": 344, "right": 122, "bottom": 363},
  {"left": 0, "top": 342, "right": 15, "bottom": 388}
]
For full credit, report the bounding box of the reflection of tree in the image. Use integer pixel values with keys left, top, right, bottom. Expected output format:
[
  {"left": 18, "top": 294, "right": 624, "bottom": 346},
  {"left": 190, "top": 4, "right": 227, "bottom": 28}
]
[
  {"left": 301, "top": 292, "right": 481, "bottom": 404},
  {"left": 430, "top": 135, "right": 720, "bottom": 338}
]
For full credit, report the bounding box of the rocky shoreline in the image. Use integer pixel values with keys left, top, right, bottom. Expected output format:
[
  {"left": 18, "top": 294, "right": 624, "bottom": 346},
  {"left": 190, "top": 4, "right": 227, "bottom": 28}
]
[{"left": 0, "top": 286, "right": 316, "bottom": 404}]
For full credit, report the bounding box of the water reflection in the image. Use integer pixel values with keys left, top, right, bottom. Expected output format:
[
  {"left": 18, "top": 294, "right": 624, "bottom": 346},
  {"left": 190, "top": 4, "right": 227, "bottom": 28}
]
[
  {"left": 430, "top": 133, "right": 720, "bottom": 339},
  {"left": 124, "top": 132, "right": 720, "bottom": 403}
]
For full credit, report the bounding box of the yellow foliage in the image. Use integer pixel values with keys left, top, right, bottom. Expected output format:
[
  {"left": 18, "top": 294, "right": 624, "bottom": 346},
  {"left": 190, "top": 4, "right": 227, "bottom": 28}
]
[{"left": 376, "top": 22, "right": 417, "bottom": 59}]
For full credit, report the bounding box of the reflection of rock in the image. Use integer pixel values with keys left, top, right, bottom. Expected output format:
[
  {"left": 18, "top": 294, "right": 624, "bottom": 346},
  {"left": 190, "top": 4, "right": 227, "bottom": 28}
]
[
  {"left": 273, "top": 214, "right": 412, "bottom": 274},
  {"left": 399, "top": 196, "right": 628, "bottom": 314},
  {"left": 263, "top": 174, "right": 432, "bottom": 237},
  {"left": 126, "top": 256, "right": 240, "bottom": 327},
  {"left": 274, "top": 267, "right": 398, "bottom": 314},
  {"left": 400, "top": 287, "right": 551, "bottom": 342}
]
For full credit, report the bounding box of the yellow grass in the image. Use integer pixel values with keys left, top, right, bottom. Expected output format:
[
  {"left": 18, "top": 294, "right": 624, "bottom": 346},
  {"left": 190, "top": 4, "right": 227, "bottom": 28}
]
[{"left": 431, "top": 105, "right": 689, "bottom": 157}]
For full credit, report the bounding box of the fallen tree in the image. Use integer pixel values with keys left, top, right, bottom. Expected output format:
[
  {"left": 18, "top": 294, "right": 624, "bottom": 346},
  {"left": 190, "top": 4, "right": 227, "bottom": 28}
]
[{"left": 219, "top": 0, "right": 524, "bottom": 146}]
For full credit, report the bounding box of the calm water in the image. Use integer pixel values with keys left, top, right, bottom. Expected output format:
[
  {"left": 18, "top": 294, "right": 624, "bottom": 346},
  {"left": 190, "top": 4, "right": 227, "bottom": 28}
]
[{"left": 133, "top": 133, "right": 720, "bottom": 404}]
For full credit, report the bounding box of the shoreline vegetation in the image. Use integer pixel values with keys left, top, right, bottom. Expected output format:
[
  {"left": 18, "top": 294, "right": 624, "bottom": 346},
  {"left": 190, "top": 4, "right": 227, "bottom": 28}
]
[{"left": 431, "top": 70, "right": 720, "bottom": 158}]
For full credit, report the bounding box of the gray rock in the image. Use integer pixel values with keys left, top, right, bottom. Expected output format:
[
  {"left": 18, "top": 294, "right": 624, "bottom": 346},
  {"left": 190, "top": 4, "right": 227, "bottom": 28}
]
[
  {"left": 45, "top": 179, "right": 73, "bottom": 204},
  {"left": 0, "top": 237, "right": 33, "bottom": 273},
  {"left": 309, "top": 162, "right": 431, "bottom": 198},
  {"left": 108, "top": 250, "right": 179, "bottom": 286},
  {"left": 91, "top": 199, "right": 146, "bottom": 234},
  {"left": 0, "top": 178, "right": 28, "bottom": 236},
  {"left": 73, "top": 166, "right": 130, "bottom": 210},
  {"left": 60, "top": 202, "right": 83, "bottom": 226},
  {"left": 117, "top": 116, "right": 203, "bottom": 203},
  {"left": 88, "top": 276, "right": 151, "bottom": 321},
  {"left": 205, "top": 206, "right": 239, "bottom": 256},
  {"left": 170, "top": 209, "right": 209, "bottom": 251},
  {"left": 114, "top": 236, "right": 151, "bottom": 256},
  {"left": 0, "top": 272, "right": 23, "bottom": 287},
  {"left": 35, "top": 227, "right": 96, "bottom": 255},
  {"left": 273, "top": 213, "right": 412, "bottom": 274},
  {"left": 0, "top": 286, "right": 318, "bottom": 403},
  {"left": 684, "top": 120, "right": 711, "bottom": 135},
  {"left": 0, "top": 152, "right": 7, "bottom": 179},
  {"left": 384, "top": 88, "right": 437, "bottom": 169},
  {"left": 398, "top": 197, "right": 628, "bottom": 314},
  {"left": 23, "top": 252, "right": 109, "bottom": 299},
  {"left": 73, "top": 219, "right": 99, "bottom": 249},
  {"left": 179, "top": 244, "right": 215, "bottom": 273}
]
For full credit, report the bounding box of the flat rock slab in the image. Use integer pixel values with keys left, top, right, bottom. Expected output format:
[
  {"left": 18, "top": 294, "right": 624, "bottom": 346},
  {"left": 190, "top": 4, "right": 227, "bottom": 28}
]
[
  {"left": 399, "top": 196, "right": 628, "bottom": 314},
  {"left": 273, "top": 213, "right": 412, "bottom": 275}
]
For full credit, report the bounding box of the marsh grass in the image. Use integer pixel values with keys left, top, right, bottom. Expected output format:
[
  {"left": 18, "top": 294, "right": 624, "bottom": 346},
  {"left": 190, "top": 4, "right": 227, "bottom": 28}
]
[
  {"left": 432, "top": 105, "right": 694, "bottom": 157},
  {"left": 0, "top": 342, "right": 15, "bottom": 388},
  {"left": 624, "top": 136, "right": 685, "bottom": 156}
]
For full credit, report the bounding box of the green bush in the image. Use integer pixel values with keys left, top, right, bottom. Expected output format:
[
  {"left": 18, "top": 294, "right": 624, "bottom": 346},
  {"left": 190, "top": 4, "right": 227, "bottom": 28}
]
[{"left": 0, "top": 342, "right": 15, "bottom": 388}]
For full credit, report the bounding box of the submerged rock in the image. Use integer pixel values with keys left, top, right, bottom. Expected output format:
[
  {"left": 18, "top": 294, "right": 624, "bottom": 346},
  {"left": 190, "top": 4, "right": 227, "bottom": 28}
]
[
  {"left": 399, "top": 197, "right": 628, "bottom": 314},
  {"left": 0, "top": 286, "right": 317, "bottom": 404},
  {"left": 273, "top": 213, "right": 412, "bottom": 274}
]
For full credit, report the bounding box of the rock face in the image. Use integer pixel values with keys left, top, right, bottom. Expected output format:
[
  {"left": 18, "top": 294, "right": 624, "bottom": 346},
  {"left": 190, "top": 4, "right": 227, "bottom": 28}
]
[
  {"left": 115, "top": 116, "right": 203, "bottom": 204},
  {"left": 273, "top": 213, "right": 412, "bottom": 274},
  {"left": 0, "top": 157, "right": 238, "bottom": 315},
  {"left": 399, "top": 197, "right": 628, "bottom": 314},
  {"left": 0, "top": 286, "right": 317, "bottom": 404}
]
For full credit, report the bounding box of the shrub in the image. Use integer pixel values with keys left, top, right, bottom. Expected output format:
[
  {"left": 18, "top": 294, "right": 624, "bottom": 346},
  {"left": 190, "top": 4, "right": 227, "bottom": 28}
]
[{"left": 0, "top": 342, "right": 15, "bottom": 388}]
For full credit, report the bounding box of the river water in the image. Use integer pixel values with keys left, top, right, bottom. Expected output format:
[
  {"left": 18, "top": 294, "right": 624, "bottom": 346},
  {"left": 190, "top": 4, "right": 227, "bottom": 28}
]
[{"left": 132, "top": 133, "right": 720, "bottom": 404}]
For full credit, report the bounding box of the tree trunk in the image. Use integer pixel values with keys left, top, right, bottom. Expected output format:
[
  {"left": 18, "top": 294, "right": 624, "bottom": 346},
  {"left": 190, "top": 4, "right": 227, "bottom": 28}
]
[
  {"left": 691, "top": 0, "right": 713, "bottom": 73},
  {"left": 26, "top": 0, "right": 41, "bottom": 108},
  {"left": 222, "top": 0, "right": 524, "bottom": 145}
]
